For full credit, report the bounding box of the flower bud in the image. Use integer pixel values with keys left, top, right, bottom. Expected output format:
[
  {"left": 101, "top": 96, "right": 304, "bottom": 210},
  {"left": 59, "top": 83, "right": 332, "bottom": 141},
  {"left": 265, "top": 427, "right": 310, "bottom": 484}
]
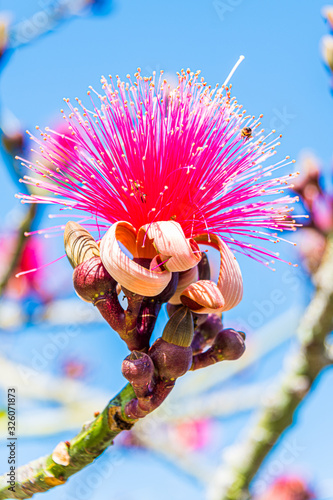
[
  {"left": 122, "top": 351, "right": 154, "bottom": 388},
  {"left": 191, "top": 328, "right": 245, "bottom": 370},
  {"left": 213, "top": 328, "right": 245, "bottom": 360},
  {"left": 64, "top": 221, "right": 100, "bottom": 269},
  {"left": 198, "top": 313, "right": 223, "bottom": 338},
  {"left": 162, "top": 306, "right": 194, "bottom": 347},
  {"left": 73, "top": 257, "right": 117, "bottom": 303},
  {"left": 149, "top": 338, "right": 192, "bottom": 380}
]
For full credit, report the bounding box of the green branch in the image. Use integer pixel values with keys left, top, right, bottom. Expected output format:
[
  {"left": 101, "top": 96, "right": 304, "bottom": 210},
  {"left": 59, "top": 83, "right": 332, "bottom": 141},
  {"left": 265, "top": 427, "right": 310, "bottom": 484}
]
[
  {"left": 0, "top": 384, "right": 136, "bottom": 499},
  {"left": 210, "top": 235, "right": 333, "bottom": 500}
]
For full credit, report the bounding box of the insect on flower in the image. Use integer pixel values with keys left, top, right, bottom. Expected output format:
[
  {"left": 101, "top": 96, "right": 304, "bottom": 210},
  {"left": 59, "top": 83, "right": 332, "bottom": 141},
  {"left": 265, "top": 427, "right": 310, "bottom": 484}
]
[
  {"left": 241, "top": 126, "right": 252, "bottom": 140},
  {"left": 15, "top": 57, "right": 302, "bottom": 315}
]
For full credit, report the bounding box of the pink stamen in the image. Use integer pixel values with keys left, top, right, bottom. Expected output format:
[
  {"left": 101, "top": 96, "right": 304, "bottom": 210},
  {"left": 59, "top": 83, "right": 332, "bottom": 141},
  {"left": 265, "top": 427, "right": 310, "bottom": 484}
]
[
  {"left": 15, "top": 254, "right": 66, "bottom": 278},
  {"left": 15, "top": 67, "right": 300, "bottom": 267}
]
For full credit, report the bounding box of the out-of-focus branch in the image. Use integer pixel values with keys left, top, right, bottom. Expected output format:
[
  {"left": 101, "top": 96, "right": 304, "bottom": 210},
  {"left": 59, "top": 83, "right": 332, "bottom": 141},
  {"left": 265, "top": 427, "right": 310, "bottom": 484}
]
[
  {"left": 0, "top": 204, "right": 36, "bottom": 296},
  {"left": 0, "top": 354, "right": 108, "bottom": 406},
  {"left": 209, "top": 234, "right": 333, "bottom": 500},
  {"left": 0, "top": 383, "right": 136, "bottom": 499},
  {"left": 7, "top": 0, "right": 101, "bottom": 50}
]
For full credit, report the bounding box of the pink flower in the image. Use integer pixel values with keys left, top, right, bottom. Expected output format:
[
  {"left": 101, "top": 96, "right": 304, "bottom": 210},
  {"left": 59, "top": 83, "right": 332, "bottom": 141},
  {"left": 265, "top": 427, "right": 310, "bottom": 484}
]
[
  {"left": 296, "top": 227, "right": 327, "bottom": 273},
  {"left": 0, "top": 234, "right": 47, "bottom": 301},
  {"left": 16, "top": 66, "right": 300, "bottom": 309},
  {"left": 257, "top": 476, "right": 315, "bottom": 500},
  {"left": 17, "top": 68, "right": 298, "bottom": 259}
]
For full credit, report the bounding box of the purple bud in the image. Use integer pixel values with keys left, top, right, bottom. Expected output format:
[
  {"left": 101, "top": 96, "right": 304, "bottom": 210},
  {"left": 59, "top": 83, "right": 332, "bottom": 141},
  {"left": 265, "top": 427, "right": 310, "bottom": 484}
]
[
  {"left": 199, "top": 313, "right": 223, "bottom": 339},
  {"left": 213, "top": 329, "right": 245, "bottom": 360},
  {"left": 122, "top": 351, "right": 154, "bottom": 388},
  {"left": 191, "top": 328, "right": 246, "bottom": 370},
  {"left": 149, "top": 338, "right": 192, "bottom": 380},
  {"left": 73, "top": 256, "right": 117, "bottom": 303}
]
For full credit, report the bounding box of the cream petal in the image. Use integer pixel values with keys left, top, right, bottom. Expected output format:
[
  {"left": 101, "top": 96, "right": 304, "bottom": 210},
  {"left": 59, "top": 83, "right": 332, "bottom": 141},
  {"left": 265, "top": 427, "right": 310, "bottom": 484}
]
[
  {"left": 194, "top": 234, "right": 243, "bottom": 311},
  {"left": 136, "top": 226, "right": 158, "bottom": 259},
  {"left": 180, "top": 280, "right": 225, "bottom": 314},
  {"left": 64, "top": 221, "right": 100, "bottom": 269},
  {"left": 100, "top": 221, "right": 171, "bottom": 296},
  {"left": 168, "top": 266, "right": 199, "bottom": 305},
  {"left": 143, "top": 221, "right": 201, "bottom": 272}
]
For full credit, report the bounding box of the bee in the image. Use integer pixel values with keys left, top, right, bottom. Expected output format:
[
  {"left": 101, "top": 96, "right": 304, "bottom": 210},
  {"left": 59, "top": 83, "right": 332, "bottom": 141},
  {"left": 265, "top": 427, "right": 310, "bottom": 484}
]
[{"left": 241, "top": 126, "right": 252, "bottom": 140}]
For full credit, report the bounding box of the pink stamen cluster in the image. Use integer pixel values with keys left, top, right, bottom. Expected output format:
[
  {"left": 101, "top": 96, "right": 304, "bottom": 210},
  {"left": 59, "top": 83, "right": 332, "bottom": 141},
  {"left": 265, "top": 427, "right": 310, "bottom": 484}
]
[{"left": 16, "top": 68, "right": 300, "bottom": 266}]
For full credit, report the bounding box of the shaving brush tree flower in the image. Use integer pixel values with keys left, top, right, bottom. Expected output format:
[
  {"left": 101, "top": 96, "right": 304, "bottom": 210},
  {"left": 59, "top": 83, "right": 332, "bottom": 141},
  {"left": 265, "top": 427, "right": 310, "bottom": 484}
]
[{"left": 15, "top": 63, "right": 299, "bottom": 423}]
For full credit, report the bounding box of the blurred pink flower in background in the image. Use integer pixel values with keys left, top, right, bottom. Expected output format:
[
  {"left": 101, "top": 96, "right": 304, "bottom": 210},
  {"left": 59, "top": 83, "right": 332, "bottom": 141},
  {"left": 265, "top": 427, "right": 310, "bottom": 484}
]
[
  {"left": 257, "top": 476, "right": 315, "bottom": 500},
  {"left": 293, "top": 151, "right": 333, "bottom": 272},
  {"left": 61, "top": 357, "right": 88, "bottom": 379},
  {"left": 119, "top": 418, "right": 212, "bottom": 452},
  {"left": 0, "top": 234, "right": 49, "bottom": 302},
  {"left": 296, "top": 228, "right": 327, "bottom": 274},
  {"left": 171, "top": 418, "right": 212, "bottom": 451}
]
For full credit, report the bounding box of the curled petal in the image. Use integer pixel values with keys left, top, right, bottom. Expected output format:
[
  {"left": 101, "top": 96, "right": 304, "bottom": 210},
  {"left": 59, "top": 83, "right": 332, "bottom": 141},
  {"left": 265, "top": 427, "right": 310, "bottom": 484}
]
[
  {"left": 143, "top": 221, "right": 201, "bottom": 272},
  {"left": 136, "top": 226, "right": 158, "bottom": 259},
  {"left": 194, "top": 234, "right": 243, "bottom": 311},
  {"left": 168, "top": 266, "right": 199, "bottom": 305},
  {"left": 64, "top": 221, "right": 100, "bottom": 269},
  {"left": 100, "top": 221, "right": 171, "bottom": 296},
  {"left": 181, "top": 280, "right": 225, "bottom": 314}
]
